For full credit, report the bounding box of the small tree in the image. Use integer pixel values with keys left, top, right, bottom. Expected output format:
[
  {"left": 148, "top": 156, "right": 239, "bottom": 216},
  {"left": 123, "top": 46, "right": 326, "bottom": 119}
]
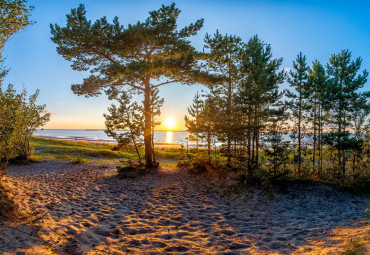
[
  {"left": 263, "top": 109, "right": 290, "bottom": 177},
  {"left": 198, "top": 90, "right": 219, "bottom": 164},
  {"left": 0, "top": 85, "right": 49, "bottom": 170},
  {"left": 104, "top": 90, "right": 144, "bottom": 164},
  {"left": 0, "top": 85, "right": 22, "bottom": 171},
  {"left": 184, "top": 91, "right": 203, "bottom": 150},
  {"left": 16, "top": 89, "right": 50, "bottom": 159}
]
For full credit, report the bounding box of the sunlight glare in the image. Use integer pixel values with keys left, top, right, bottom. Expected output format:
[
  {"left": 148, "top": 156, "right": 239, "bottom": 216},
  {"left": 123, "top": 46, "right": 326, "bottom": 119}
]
[{"left": 164, "top": 117, "right": 175, "bottom": 130}]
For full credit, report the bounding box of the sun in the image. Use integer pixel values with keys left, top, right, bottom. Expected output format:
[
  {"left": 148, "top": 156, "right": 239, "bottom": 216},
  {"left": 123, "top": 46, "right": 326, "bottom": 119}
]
[{"left": 164, "top": 117, "right": 175, "bottom": 130}]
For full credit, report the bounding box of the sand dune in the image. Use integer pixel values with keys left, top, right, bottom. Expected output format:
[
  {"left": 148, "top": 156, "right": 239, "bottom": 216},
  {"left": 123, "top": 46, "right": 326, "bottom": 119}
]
[{"left": 0, "top": 160, "right": 368, "bottom": 254}]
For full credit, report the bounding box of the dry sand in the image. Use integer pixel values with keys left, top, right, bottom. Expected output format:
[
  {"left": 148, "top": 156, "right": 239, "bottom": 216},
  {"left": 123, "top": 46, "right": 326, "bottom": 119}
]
[{"left": 0, "top": 160, "right": 369, "bottom": 254}]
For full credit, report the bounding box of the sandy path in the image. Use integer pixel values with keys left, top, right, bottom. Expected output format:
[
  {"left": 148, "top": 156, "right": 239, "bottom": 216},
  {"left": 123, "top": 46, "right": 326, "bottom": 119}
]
[{"left": 0, "top": 160, "right": 368, "bottom": 254}]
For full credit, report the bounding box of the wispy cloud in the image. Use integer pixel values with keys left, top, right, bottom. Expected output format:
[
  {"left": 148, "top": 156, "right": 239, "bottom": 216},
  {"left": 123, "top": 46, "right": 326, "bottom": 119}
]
[
  {"left": 42, "top": 110, "right": 57, "bottom": 116},
  {"left": 282, "top": 67, "right": 291, "bottom": 73}
]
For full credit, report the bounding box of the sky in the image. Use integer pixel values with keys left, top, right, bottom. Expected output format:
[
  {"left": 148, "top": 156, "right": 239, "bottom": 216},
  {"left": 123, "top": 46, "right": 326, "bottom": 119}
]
[{"left": 2, "top": 0, "right": 370, "bottom": 130}]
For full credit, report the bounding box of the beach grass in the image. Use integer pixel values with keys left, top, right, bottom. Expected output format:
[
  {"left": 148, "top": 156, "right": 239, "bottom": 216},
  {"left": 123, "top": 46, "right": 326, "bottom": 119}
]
[{"left": 30, "top": 136, "right": 189, "bottom": 163}]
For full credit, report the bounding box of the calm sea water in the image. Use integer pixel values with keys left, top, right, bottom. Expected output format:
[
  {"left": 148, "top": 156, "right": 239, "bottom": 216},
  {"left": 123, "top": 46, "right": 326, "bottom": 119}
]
[
  {"left": 34, "top": 129, "right": 317, "bottom": 147},
  {"left": 34, "top": 129, "right": 191, "bottom": 145}
]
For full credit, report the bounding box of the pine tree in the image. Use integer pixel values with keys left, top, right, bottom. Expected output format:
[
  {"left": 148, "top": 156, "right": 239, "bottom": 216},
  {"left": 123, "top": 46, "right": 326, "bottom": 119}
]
[
  {"left": 237, "top": 35, "right": 284, "bottom": 175},
  {"left": 184, "top": 91, "right": 203, "bottom": 150},
  {"left": 349, "top": 94, "right": 369, "bottom": 173},
  {"left": 104, "top": 90, "right": 144, "bottom": 164},
  {"left": 50, "top": 4, "right": 215, "bottom": 168},
  {"left": 324, "top": 50, "right": 368, "bottom": 176},
  {"left": 308, "top": 60, "right": 327, "bottom": 176},
  {"left": 198, "top": 90, "right": 219, "bottom": 163},
  {"left": 263, "top": 106, "right": 290, "bottom": 176},
  {"left": 204, "top": 31, "right": 242, "bottom": 163},
  {"left": 287, "top": 52, "right": 309, "bottom": 176}
]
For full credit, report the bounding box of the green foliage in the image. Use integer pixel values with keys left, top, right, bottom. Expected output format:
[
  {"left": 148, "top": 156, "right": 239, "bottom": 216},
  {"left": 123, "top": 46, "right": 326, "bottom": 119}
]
[
  {"left": 235, "top": 35, "right": 285, "bottom": 174},
  {"left": 51, "top": 3, "right": 217, "bottom": 168},
  {"left": 287, "top": 52, "right": 310, "bottom": 176},
  {"left": 30, "top": 137, "right": 129, "bottom": 161},
  {"left": 203, "top": 31, "right": 243, "bottom": 162},
  {"left": 324, "top": 50, "right": 369, "bottom": 176},
  {"left": 116, "top": 159, "right": 147, "bottom": 179},
  {"left": 69, "top": 155, "right": 87, "bottom": 164},
  {"left": 184, "top": 91, "right": 203, "bottom": 149},
  {"left": 0, "top": 85, "right": 49, "bottom": 171},
  {"left": 104, "top": 90, "right": 144, "bottom": 163},
  {"left": 0, "top": 0, "right": 34, "bottom": 80}
]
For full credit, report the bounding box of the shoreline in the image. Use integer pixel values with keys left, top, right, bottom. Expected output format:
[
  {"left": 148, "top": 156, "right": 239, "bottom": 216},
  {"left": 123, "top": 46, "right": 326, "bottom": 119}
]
[{"left": 32, "top": 135, "right": 186, "bottom": 149}]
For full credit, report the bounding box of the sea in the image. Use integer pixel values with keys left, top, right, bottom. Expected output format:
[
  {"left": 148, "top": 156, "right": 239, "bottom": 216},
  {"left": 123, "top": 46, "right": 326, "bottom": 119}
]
[
  {"left": 34, "top": 129, "right": 193, "bottom": 145},
  {"left": 33, "top": 129, "right": 315, "bottom": 147}
]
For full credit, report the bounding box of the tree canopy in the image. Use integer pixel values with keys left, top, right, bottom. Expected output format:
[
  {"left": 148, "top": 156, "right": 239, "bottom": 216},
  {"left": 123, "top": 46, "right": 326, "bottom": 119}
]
[
  {"left": 51, "top": 3, "right": 217, "bottom": 167},
  {"left": 0, "top": 0, "right": 34, "bottom": 80}
]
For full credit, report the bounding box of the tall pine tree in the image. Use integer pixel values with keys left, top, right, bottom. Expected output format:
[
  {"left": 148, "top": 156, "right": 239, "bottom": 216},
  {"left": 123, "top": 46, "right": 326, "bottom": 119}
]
[
  {"left": 287, "top": 52, "right": 309, "bottom": 176},
  {"left": 50, "top": 4, "right": 215, "bottom": 168},
  {"left": 204, "top": 31, "right": 242, "bottom": 163},
  {"left": 325, "top": 50, "right": 368, "bottom": 176},
  {"left": 238, "top": 35, "right": 284, "bottom": 175}
]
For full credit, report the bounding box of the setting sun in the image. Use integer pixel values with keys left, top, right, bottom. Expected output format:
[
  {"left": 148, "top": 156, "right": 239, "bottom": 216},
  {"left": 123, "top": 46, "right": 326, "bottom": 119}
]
[{"left": 164, "top": 117, "right": 175, "bottom": 130}]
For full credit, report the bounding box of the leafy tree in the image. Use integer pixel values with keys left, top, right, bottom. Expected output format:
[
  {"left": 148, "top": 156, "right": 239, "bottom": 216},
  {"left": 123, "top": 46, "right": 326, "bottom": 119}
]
[
  {"left": 184, "top": 91, "right": 203, "bottom": 150},
  {"left": 237, "top": 35, "right": 284, "bottom": 175},
  {"left": 287, "top": 52, "right": 309, "bottom": 176},
  {"left": 50, "top": 3, "right": 215, "bottom": 168},
  {"left": 104, "top": 90, "right": 144, "bottom": 164},
  {"left": 0, "top": 85, "right": 22, "bottom": 171},
  {"left": 0, "top": 85, "right": 49, "bottom": 171},
  {"left": 324, "top": 50, "right": 368, "bottom": 176},
  {"left": 0, "top": 0, "right": 34, "bottom": 80},
  {"left": 204, "top": 31, "right": 242, "bottom": 163},
  {"left": 15, "top": 89, "right": 50, "bottom": 159}
]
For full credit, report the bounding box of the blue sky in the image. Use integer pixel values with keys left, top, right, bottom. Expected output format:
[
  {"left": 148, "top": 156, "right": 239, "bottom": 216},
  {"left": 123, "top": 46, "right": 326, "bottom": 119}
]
[{"left": 2, "top": 0, "right": 370, "bottom": 129}]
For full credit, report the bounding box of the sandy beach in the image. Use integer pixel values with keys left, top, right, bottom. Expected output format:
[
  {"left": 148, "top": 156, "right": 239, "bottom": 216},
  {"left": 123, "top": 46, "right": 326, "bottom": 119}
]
[{"left": 0, "top": 160, "right": 369, "bottom": 254}]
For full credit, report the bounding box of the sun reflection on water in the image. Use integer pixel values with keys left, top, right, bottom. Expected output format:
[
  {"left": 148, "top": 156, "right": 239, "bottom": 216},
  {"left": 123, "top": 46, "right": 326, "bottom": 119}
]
[{"left": 166, "top": 131, "right": 173, "bottom": 143}]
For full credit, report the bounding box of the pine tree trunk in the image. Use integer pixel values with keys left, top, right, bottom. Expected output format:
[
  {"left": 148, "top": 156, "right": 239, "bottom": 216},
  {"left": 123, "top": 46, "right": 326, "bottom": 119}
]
[
  {"left": 318, "top": 104, "right": 322, "bottom": 177},
  {"left": 247, "top": 131, "right": 251, "bottom": 171},
  {"left": 298, "top": 93, "right": 302, "bottom": 176},
  {"left": 226, "top": 78, "right": 232, "bottom": 164},
  {"left": 313, "top": 98, "right": 317, "bottom": 175},
  {"left": 207, "top": 130, "right": 211, "bottom": 164},
  {"left": 255, "top": 108, "right": 259, "bottom": 169},
  {"left": 143, "top": 80, "right": 155, "bottom": 168},
  {"left": 151, "top": 125, "right": 157, "bottom": 164}
]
